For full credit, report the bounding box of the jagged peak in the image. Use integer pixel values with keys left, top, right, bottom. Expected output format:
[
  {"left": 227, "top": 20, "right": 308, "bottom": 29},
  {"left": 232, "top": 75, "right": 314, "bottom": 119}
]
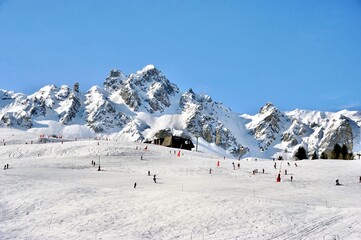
[
  {"left": 29, "top": 84, "right": 60, "bottom": 101},
  {"left": 37, "top": 84, "right": 58, "bottom": 93},
  {"left": 109, "top": 69, "right": 125, "bottom": 78},
  {"left": 141, "top": 64, "right": 156, "bottom": 72},
  {"left": 133, "top": 64, "right": 161, "bottom": 78},
  {"left": 181, "top": 89, "right": 215, "bottom": 106},
  {"left": 259, "top": 102, "right": 279, "bottom": 114},
  {"left": 104, "top": 69, "right": 127, "bottom": 93},
  {"left": 87, "top": 85, "right": 105, "bottom": 94}
]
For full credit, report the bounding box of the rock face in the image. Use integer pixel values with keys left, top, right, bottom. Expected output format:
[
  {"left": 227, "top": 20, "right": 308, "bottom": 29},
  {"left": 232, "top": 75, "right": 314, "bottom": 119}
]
[
  {"left": 1, "top": 65, "right": 361, "bottom": 158},
  {"left": 116, "top": 65, "right": 179, "bottom": 113},
  {"left": 180, "top": 89, "right": 247, "bottom": 156},
  {"left": 103, "top": 69, "right": 127, "bottom": 93},
  {"left": 246, "top": 103, "right": 285, "bottom": 152},
  {"left": 85, "top": 86, "right": 131, "bottom": 133},
  {"left": 318, "top": 115, "right": 353, "bottom": 156}
]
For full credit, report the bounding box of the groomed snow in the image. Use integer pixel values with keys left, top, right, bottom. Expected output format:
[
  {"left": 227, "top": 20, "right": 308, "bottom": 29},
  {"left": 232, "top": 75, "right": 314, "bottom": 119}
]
[{"left": 0, "top": 130, "right": 360, "bottom": 240}]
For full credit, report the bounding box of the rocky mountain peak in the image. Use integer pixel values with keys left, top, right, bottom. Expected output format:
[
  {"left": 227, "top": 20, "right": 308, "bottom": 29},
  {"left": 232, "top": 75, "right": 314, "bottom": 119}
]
[
  {"left": 259, "top": 102, "right": 278, "bottom": 115},
  {"left": 117, "top": 65, "right": 179, "bottom": 113},
  {"left": 140, "top": 64, "right": 156, "bottom": 73},
  {"left": 104, "top": 69, "right": 127, "bottom": 93},
  {"left": 318, "top": 115, "right": 354, "bottom": 156},
  {"left": 247, "top": 103, "right": 286, "bottom": 152}
]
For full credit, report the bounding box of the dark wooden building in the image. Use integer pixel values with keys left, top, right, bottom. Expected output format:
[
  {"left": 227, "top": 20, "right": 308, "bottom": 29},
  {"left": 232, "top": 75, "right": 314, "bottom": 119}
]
[{"left": 153, "top": 135, "right": 195, "bottom": 150}]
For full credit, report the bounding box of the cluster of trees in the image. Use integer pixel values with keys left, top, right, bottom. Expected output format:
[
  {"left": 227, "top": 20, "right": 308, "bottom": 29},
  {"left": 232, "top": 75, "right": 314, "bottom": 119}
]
[
  {"left": 294, "top": 146, "right": 308, "bottom": 160},
  {"left": 293, "top": 143, "right": 353, "bottom": 160},
  {"left": 328, "top": 143, "right": 353, "bottom": 160}
]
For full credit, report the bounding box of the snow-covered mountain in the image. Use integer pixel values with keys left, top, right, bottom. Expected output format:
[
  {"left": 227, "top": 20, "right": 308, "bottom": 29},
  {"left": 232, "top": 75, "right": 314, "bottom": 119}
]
[
  {"left": 1, "top": 65, "right": 361, "bottom": 158},
  {"left": 242, "top": 103, "right": 361, "bottom": 158}
]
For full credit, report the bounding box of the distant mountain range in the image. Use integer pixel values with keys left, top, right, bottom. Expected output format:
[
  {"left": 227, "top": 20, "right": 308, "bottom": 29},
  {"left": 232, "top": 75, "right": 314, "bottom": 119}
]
[{"left": 1, "top": 65, "right": 360, "bottom": 158}]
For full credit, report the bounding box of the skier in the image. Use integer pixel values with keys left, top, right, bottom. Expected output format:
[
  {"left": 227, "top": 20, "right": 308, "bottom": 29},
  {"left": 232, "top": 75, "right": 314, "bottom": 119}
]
[
  {"left": 285, "top": 169, "right": 287, "bottom": 175},
  {"left": 291, "top": 176, "right": 293, "bottom": 182},
  {"left": 262, "top": 168, "right": 265, "bottom": 174},
  {"left": 141, "top": 156, "right": 143, "bottom": 160},
  {"left": 98, "top": 165, "right": 101, "bottom": 171},
  {"left": 232, "top": 162, "right": 235, "bottom": 170},
  {"left": 134, "top": 182, "right": 137, "bottom": 188},
  {"left": 148, "top": 170, "right": 151, "bottom": 176},
  {"left": 295, "top": 163, "right": 298, "bottom": 167},
  {"left": 237, "top": 163, "right": 240, "bottom": 169},
  {"left": 359, "top": 176, "right": 361, "bottom": 183},
  {"left": 276, "top": 173, "right": 281, "bottom": 182},
  {"left": 287, "top": 162, "right": 290, "bottom": 166},
  {"left": 209, "top": 168, "right": 212, "bottom": 174},
  {"left": 336, "top": 179, "right": 341, "bottom": 186},
  {"left": 3, "top": 165, "right": 6, "bottom": 170},
  {"left": 274, "top": 163, "right": 277, "bottom": 169},
  {"left": 6, "top": 164, "right": 8, "bottom": 169},
  {"left": 153, "top": 175, "right": 157, "bottom": 183}
]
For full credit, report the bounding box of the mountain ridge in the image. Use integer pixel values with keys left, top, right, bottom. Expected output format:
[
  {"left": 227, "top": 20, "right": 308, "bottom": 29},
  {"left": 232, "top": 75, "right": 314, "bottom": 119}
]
[{"left": 1, "top": 65, "right": 360, "bottom": 159}]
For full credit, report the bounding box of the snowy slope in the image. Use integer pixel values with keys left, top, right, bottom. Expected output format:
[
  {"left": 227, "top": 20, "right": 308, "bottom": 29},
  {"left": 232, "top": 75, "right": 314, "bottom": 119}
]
[{"left": 0, "top": 132, "right": 360, "bottom": 240}]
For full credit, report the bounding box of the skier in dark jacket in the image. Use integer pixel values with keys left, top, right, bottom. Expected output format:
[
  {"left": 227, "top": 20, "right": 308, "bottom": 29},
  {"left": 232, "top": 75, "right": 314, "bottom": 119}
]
[{"left": 153, "top": 175, "right": 157, "bottom": 183}]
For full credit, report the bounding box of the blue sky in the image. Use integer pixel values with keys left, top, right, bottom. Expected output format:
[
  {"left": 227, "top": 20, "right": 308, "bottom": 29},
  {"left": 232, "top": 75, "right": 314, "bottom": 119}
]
[{"left": 0, "top": 0, "right": 361, "bottom": 114}]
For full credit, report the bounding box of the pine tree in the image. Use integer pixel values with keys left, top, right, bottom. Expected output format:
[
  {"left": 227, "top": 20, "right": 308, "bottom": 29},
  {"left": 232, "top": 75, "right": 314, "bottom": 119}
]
[
  {"left": 320, "top": 151, "right": 328, "bottom": 159},
  {"left": 294, "top": 146, "right": 307, "bottom": 160},
  {"left": 341, "top": 144, "right": 348, "bottom": 160},
  {"left": 331, "top": 144, "right": 341, "bottom": 159}
]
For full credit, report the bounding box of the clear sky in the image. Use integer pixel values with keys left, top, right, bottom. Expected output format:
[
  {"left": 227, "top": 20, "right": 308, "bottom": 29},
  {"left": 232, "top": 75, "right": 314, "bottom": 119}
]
[{"left": 1, "top": 0, "right": 361, "bottom": 114}]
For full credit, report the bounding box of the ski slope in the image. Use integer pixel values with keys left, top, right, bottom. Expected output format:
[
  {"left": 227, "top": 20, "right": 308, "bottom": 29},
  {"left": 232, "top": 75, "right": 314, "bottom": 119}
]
[{"left": 0, "top": 129, "right": 360, "bottom": 240}]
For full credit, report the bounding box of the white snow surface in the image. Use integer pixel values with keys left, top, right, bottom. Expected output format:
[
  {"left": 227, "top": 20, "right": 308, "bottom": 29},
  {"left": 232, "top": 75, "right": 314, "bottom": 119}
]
[{"left": 1, "top": 129, "right": 361, "bottom": 240}]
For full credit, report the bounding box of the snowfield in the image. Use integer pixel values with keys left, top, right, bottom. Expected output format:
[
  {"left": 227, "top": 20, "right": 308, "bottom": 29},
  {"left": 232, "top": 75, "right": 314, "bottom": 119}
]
[{"left": 0, "top": 129, "right": 360, "bottom": 240}]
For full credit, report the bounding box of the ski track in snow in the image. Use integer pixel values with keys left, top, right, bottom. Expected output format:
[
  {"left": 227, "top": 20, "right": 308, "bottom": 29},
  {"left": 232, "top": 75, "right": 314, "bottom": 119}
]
[{"left": 0, "top": 135, "right": 361, "bottom": 239}]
